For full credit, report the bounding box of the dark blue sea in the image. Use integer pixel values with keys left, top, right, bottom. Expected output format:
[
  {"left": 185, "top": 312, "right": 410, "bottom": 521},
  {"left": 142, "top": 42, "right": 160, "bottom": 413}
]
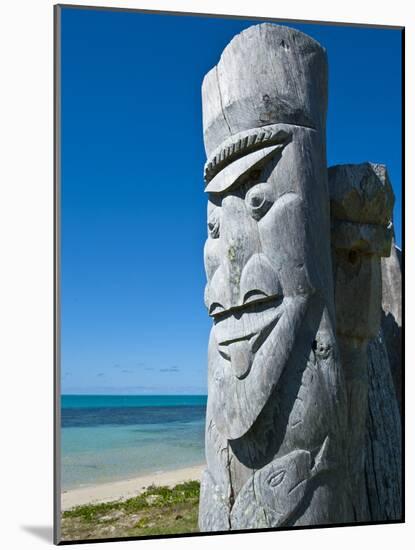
[{"left": 61, "top": 395, "right": 207, "bottom": 490}]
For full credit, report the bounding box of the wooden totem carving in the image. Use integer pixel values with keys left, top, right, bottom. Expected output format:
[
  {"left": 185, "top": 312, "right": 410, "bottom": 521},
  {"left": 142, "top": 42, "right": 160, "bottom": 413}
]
[
  {"left": 199, "top": 24, "right": 353, "bottom": 530},
  {"left": 328, "top": 163, "right": 401, "bottom": 522}
]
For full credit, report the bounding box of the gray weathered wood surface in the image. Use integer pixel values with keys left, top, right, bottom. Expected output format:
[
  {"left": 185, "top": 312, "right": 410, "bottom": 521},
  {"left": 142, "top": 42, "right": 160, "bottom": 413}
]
[
  {"left": 328, "top": 162, "right": 401, "bottom": 522},
  {"left": 365, "top": 334, "right": 402, "bottom": 521},
  {"left": 199, "top": 23, "right": 351, "bottom": 531},
  {"left": 199, "top": 24, "right": 402, "bottom": 531},
  {"left": 381, "top": 242, "right": 402, "bottom": 414}
]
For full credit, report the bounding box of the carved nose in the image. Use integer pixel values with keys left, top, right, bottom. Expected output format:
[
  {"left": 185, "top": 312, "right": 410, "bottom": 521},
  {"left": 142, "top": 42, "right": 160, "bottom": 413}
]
[
  {"left": 239, "top": 253, "right": 282, "bottom": 304},
  {"left": 205, "top": 253, "right": 281, "bottom": 317},
  {"left": 205, "top": 264, "right": 232, "bottom": 317}
]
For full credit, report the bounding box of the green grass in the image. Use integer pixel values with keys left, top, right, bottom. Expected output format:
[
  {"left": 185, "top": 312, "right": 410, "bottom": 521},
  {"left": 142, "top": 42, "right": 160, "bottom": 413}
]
[{"left": 61, "top": 480, "right": 200, "bottom": 541}]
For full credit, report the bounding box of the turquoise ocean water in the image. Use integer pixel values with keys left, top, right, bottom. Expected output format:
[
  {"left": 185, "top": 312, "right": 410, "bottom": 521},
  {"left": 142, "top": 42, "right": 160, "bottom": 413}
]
[{"left": 61, "top": 395, "right": 207, "bottom": 491}]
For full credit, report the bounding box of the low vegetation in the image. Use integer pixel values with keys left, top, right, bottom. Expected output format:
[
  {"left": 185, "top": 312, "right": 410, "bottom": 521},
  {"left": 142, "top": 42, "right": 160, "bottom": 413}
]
[{"left": 61, "top": 480, "right": 200, "bottom": 541}]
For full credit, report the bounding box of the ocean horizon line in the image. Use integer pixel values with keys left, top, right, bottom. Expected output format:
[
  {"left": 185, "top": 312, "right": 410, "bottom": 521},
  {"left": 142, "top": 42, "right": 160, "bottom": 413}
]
[
  {"left": 61, "top": 394, "right": 208, "bottom": 410},
  {"left": 61, "top": 393, "right": 208, "bottom": 397}
]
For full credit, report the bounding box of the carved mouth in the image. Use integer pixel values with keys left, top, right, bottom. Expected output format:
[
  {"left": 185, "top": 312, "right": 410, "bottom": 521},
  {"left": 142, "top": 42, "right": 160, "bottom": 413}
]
[
  {"left": 209, "top": 289, "right": 280, "bottom": 319},
  {"left": 213, "top": 296, "right": 283, "bottom": 379}
]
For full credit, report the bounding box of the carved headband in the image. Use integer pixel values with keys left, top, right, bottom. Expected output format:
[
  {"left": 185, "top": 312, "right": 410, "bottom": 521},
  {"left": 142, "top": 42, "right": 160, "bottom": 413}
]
[{"left": 204, "top": 124, "right": 293, "bottom": 185}]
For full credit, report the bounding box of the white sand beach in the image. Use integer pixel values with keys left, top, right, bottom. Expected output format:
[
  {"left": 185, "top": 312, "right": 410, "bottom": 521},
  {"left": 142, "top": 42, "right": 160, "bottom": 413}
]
[{"left": 61, "top": 464, "right": 205, "bottom": 511}]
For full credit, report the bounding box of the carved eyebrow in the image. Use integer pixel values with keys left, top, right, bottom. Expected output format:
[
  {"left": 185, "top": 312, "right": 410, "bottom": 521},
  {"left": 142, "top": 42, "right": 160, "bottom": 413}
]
[
  {"left": 204, "top": 143, "right": 287, "bottom": 195},
  {"left": 204, "top": 127, "right": 292, "bottom": 183}
]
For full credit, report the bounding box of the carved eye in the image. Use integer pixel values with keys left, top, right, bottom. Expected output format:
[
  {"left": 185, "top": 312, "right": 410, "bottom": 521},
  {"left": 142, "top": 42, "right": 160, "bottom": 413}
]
[
  {"left": 245, "top": 183, "right": 274, "bottom": 220},
  {"left": 208, "top": 211, "right": 220, "bottom": 239},
  {"left": 268, "top": 470, "right": 285, "bottom": 487}
]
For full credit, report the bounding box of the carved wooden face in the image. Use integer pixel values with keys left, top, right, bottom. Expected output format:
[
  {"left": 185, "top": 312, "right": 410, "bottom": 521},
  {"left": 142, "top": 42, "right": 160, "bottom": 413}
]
[{"left": 204, "top": 124, "right": 330, "bottom": 440}]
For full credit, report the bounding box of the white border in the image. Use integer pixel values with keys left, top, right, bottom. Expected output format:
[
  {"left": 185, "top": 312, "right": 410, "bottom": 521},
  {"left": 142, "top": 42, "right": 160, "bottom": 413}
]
[{"left": 0, "top": 1, "right": 412, "bottom": 548}]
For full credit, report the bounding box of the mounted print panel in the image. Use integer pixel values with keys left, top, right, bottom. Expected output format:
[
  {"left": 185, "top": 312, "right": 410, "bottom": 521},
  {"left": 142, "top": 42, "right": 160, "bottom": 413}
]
[{"left": 54, "top": 4, "right": 403, "bottom": 544}]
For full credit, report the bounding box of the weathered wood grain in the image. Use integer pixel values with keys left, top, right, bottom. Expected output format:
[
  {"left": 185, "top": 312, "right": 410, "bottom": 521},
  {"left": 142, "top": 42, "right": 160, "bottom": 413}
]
[
  {"left": 199, "top": 23, "right": 350, "bottom": 531},
  {"left": 381, "top": 242, "right": 402, "bottom": 413},
  {"left": 329, "top": 162, "right": 401, "bottom": 522},
  {"left": 199, "top": 24, "right": 402, "bottom": 532},
  {"left": 365, "top": 334, "right": 402, "bottom": 521}
]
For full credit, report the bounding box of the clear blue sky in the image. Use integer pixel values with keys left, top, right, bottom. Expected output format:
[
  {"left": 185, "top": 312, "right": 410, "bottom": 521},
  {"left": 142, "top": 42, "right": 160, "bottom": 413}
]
[{"left": 60, "top": 7, "right": 402, "bottom": 395}]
